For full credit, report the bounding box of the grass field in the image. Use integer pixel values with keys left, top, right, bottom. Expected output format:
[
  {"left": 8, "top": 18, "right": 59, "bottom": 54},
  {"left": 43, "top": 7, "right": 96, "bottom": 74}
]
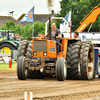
[{"left": 0, "top": 61, "right": 17, "bottom": 70}]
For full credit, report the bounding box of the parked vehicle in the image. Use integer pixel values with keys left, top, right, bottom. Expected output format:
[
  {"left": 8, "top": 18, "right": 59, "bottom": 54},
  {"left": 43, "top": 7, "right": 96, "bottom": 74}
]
[{"left": 0, "top": 30, "right": 20, "bottom": 58}]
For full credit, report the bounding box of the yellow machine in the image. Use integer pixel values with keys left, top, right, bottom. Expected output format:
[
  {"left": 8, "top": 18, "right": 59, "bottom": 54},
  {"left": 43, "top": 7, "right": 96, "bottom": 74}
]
[{"left": 17, "top": 10, "right": 95, "bottom": 81}]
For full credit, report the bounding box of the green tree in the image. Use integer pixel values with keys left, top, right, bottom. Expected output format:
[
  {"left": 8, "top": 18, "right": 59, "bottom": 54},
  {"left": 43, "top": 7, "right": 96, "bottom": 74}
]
[
  {"left": 0, "top": 20, "right": 46, "bottom": 40},
  {"left": 1, "top": 20, "right": 15, "bottom": 30},
  {"left": 23, "top": 21, "right": 45, "bottom": 39},
  {"left": 15, "top": 25, "right": 24, "bottom": 35},
  {"left": 23, "top": 23, "right": 32, "bottom": 40},
  {"left": 1, "top": 20, "right": 24, "bottom": 37},
  {"left": 34, "top": 21, "right": 45, "bottom": 37},
  {"left": 57, "top": 0, "right": 100, "bottom": 32}
]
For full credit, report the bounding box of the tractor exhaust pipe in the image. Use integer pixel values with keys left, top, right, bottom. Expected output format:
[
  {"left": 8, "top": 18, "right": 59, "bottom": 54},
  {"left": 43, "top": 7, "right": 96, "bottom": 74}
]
[
  {"left": 48, "top": 17, "right": 51, "bottom": 40},
  {"left": 48, "top": 10, "right": 54, "bottom": 40}
]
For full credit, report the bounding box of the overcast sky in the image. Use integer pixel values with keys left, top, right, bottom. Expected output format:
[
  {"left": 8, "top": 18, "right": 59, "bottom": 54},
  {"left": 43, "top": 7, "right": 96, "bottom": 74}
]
[{"left": 0, "top": 0, "right": 61, "bottom": 19}]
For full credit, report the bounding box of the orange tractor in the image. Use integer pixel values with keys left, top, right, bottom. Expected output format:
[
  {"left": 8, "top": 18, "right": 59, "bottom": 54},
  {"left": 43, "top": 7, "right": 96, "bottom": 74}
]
[{"left": 17, "top": 17, "right": 94, "bottom": 81}]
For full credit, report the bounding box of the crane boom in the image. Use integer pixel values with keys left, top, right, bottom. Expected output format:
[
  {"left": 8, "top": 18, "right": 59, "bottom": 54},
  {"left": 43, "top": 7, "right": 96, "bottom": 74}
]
[{"left": 75, "top": 4, "right": 100, "bottom": 32}]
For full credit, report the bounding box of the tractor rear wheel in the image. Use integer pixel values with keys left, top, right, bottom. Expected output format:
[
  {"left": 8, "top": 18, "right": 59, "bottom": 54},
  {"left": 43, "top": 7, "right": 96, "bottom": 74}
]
[
  {"left": 26, "top": 41, "right": 33, "bottom": 59},
  {"left": 66, "top": 41, "right": 81, "bottom": 80},
  {"left": 17, "top": 40, "right": 29, "bottom": 59},
  {"left": 17, "top": 56, "right": 28, "bottom": 80},
  {"left": 80, "top": 41, "right": 94, "bottom": 80},
  {"left": 70, "top": 41, "right": 81, "bottom": 80},
  {"left": 0, "top": 43, "right": 15, "bottom": 58},
  {"left": 98, "top": 60, "right": 100, "bottom": 78},
  {"left": 56, "top": 57, "right": 67, "bottom": 81},
  {"left": 66, "top": 43, "right": 72, "bottom": 79}
]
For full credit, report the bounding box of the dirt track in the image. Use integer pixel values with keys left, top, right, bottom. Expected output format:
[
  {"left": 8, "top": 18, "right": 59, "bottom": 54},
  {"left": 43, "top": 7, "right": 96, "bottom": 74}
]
[{"left": 0, "top": 70, "right": 100, "bottom": 100}]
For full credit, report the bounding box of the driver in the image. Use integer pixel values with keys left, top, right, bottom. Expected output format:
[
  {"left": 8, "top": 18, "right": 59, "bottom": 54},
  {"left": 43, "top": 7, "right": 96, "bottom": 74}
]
[{"left": 44, "top": 23, "right": 61, "bottom": 54}]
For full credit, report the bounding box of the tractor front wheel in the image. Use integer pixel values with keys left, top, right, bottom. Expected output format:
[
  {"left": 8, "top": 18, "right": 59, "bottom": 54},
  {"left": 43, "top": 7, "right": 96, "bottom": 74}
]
[
  {"left": 17, "top": 56, "right": 28, "bottom": 80},
  {"left": 56, "top": 57, "right": 67, "bottom": 81}
]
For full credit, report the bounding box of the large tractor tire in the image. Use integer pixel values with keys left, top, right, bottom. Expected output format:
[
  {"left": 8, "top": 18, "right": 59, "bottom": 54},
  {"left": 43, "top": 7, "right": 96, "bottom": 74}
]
[
  {"left": 26, "top": 41, "right": 44, "bottom": 79},
  {"left": 17, "top": 40, "right": 29, "bottom": 59},
  {"left": 70, "top": 41, "right": 81, "bottom": 80},
  {"left": 0, "top": 43, "right": 15, "bottom": 58},
  {"left": 26, "top": 41, "right": 33, "bottom": 59},
  {"left": 80, "top": 41, "right": 94, "bottom": 80},
  {"left": 66, "top": 41, "right": 81, "bottom": 80},
  {"left": 98, "top": 60, "right": 100, "bottom": 78},
  {"left": 56, "top": 57, "right": 67, "bottom": 81},
  {"left": 17, "top": 56, "right": 28, "bottom": 80},
  {"left": 17, "top": 57, "right": 22, "bottom": 79},
  {"left": 66, "top": 43, "right": 72, "bottom": 79}
]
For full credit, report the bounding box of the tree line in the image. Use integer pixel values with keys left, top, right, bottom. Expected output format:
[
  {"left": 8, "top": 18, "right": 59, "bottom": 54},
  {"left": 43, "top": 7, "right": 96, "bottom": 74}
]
[{"left": 0, "top": 21, "right": 45, "bottom": 40}]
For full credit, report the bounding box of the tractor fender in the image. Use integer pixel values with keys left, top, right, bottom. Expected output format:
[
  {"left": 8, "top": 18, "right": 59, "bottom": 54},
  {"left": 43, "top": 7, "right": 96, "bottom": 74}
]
[{"left": 0, "top": 41, "right": 17, "bottom": 48}]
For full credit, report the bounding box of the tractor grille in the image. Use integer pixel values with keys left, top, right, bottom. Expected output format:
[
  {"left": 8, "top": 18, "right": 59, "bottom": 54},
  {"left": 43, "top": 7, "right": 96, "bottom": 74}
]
[{"left": 34, "top": 41, "right": 47, "bottom": 51}]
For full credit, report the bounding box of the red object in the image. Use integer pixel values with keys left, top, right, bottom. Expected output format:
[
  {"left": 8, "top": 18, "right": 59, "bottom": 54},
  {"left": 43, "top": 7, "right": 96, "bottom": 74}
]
[
  {"left": 38, "top": 34, "right": 44, "bottom": 37},
  {"left": 98, "top": 53, "right": 100, "bottom": 55},
  {"left": 70, "top": 25, "right": 72, "bottom": 38},
  {"left": 30, "top": 37, "right": 33, "bottom": 39},
  {"left": 9, "top": 58, "right": 12, "bottom": 68}
]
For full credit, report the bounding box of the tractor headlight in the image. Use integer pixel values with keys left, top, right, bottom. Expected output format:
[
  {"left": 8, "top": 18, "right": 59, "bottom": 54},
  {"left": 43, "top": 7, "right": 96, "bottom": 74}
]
[
  {"left": 43, "top": 52, "right": 47, "bottom": 56},
  {"left": 33, "top": 52, "right": 37, "bottom": 56}
]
